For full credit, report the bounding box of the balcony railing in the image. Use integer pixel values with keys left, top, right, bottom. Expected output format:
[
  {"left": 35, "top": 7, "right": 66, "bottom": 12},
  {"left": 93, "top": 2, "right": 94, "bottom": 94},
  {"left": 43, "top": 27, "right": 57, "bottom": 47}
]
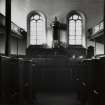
[
  {"left": 88, "top": 20, "right": 104, "bottom": 39},
  {"left": 0, "top": 13, "right": 26, "bottom": 37},
  {"left": 93, "top": 21, "right": 104, "bottom": 35}
]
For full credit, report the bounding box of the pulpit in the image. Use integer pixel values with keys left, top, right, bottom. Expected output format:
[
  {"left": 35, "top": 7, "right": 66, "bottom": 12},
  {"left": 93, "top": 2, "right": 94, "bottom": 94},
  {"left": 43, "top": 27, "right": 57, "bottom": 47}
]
[{"left": 52, "top": 17, "right": 60, "bottom": 48}]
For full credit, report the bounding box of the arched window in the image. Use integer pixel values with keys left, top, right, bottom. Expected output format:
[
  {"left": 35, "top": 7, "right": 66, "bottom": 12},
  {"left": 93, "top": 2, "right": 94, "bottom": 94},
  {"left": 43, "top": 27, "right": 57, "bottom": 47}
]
[
  {"left": 27, "top": 11, "right": 46, "bottom": 46},
  {"left": 69, "top": 14, "right": 82, "bottom": 45},
  {"left": 67, "top": 11, "right": 86, "bottom": 47}
]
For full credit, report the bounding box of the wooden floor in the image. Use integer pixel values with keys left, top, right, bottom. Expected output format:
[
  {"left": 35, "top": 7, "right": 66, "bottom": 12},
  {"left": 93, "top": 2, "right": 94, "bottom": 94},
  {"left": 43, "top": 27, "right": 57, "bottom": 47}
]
[{"left": 32, "top": 92, "right": 80, "bottom": 105}]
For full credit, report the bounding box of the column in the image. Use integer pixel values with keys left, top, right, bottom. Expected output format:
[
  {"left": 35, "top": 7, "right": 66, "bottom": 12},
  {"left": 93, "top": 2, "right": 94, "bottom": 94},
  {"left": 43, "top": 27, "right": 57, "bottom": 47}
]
[
  {"left": 5, "top": 0, "right": 11, "bottom": 56},
  {"left": 104, "top": 1, "right": 105, "bottom": 54}
]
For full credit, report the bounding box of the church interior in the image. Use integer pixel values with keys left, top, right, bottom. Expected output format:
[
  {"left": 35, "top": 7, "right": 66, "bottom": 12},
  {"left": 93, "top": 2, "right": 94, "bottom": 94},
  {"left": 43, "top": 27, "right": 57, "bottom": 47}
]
[{"left": 0, "top": 0, "right": 104, "bottom": 105}]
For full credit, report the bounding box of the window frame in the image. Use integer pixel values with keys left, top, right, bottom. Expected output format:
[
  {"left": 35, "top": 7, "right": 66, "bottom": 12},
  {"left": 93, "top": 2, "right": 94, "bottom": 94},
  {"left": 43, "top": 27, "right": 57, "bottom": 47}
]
[
  {"left": 27, "top": 11, "right": 47, "bottom": 47},
  {"left": 69, "top": 14, "right": 82, "bottom": 45},
  {"left": 67, "top": 11, "right": 86, "bottom": 47}
]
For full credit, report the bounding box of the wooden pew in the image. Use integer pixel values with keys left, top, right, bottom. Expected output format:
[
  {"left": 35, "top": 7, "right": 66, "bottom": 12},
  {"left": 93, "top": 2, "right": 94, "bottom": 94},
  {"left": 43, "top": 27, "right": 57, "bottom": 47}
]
[{"left": 1, "top": 56, "right": 20, "bottom": 104}]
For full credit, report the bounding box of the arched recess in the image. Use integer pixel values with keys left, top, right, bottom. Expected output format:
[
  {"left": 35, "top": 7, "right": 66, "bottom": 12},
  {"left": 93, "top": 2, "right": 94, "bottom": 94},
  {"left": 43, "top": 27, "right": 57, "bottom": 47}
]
[
  {"left": 67, "top": 10, "right": 86, "bottom": 47},
  {"left": 27, "top": 10, "right": 47, "bottom": 47}
]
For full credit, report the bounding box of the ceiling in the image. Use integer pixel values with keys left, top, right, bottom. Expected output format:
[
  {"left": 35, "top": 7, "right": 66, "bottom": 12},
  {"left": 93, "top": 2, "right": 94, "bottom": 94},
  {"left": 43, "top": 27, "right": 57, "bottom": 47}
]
[{"left": 0, "top": 0, "right": 104, "bottom": 30}]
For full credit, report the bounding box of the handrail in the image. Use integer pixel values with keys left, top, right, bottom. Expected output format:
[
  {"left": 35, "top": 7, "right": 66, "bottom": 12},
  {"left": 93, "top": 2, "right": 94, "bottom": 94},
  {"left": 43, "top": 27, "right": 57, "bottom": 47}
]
[{"left": 0, "top": 13, "right": 26, "bottom": 37}]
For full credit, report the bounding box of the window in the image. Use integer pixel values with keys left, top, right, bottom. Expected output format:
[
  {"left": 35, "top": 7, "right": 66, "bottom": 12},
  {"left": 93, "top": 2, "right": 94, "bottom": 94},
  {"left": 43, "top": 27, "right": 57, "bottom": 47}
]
[
  {"left": 27, "top": 11, "right": 46, "bottom": 46},
  {"left": 69, "top": 14, "right": 82, "bottom": 45}
]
